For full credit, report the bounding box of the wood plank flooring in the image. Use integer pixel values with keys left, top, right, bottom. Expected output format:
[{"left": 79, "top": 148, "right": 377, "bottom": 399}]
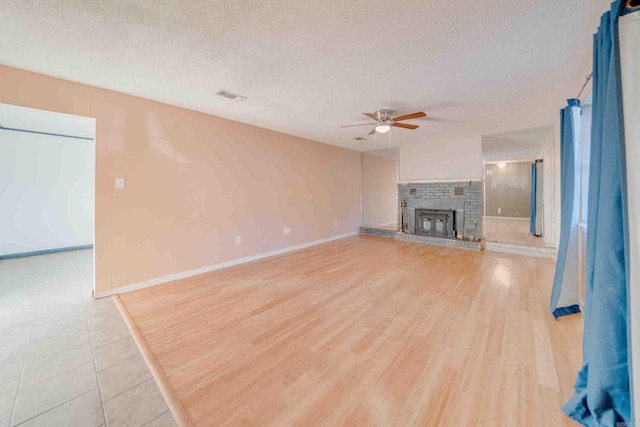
[{"left": 119, "top": 235, "right": 582, "bottom": 426}]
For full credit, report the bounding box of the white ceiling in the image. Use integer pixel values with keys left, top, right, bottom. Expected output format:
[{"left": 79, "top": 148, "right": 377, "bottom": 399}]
[{"left": 0, "top": 0, "right": 609, "bottom": 151}]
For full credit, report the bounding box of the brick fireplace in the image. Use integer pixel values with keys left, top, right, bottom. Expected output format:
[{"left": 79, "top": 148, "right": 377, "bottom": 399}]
[
  {"left": 398, "top": 181, "right": 482, "bottom": 240},
  {"left": 359, "top": 180, "right": 483, "bottom": 250}
]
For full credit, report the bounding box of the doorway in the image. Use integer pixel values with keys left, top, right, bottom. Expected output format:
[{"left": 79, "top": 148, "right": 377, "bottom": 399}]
[
  {"left": 481, "top": 127, "right": 554, "bottom": 248},
  {"left": 0, "top": 103, "right": 96, "bottom": 296}
]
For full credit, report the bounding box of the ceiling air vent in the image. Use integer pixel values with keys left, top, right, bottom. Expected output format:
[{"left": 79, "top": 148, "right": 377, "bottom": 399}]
[
  {"left": 353, "top": 137, "right": 366, "bottom": 141},
  {"left": 215, "top": 89, "right": 247, "bottom": 102}
]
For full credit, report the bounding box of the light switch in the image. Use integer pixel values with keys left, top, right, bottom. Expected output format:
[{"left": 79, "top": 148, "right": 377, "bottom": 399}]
[
  {"left": 115, "top": 177, "right": 126, "bottom": 189},
  {"left": 283, "top": 227, "right": 291, "bottom": 235},
  {"left": 235, "top": 235, "right": 242, "bottom": 244}
]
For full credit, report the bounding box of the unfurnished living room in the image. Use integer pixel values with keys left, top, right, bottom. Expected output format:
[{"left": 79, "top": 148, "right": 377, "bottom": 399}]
[{"left": 0, "top": 1, "right": 639, "bottom": 426}]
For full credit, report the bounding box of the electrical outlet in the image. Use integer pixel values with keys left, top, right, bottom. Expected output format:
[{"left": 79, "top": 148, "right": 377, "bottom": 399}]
[
  {"left": 498, "top": 207, "right": 502, "bottom": 215},
  {"left": 235, "top": 235, "right": 241, "bottom": 244},
  {"left": 283, "top": 227, "right": 290, "bottom": 235},
  {"left": 334, "top": 220, "right": 339, "bottom": 227},
  {"left": 115, "top": 177, "right": 126, "bottom": 189}
]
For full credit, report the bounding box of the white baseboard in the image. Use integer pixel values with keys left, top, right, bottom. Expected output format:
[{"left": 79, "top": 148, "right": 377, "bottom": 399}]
[{"left": 95, "top": 231, "right": 359, "bottom": 299}]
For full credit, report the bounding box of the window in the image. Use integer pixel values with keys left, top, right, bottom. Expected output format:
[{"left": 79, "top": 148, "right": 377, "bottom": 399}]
[
  {"left": 577, "top": 99, "right": 592, "bottom": 305},
  {"left": 579, "top": 103, "right": 592, "bottom": 224}
]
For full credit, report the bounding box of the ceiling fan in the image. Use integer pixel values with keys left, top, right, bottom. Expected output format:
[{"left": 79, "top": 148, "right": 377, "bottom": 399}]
[{"left": 341, "top": 109, "right": 426, "bottom": 135}]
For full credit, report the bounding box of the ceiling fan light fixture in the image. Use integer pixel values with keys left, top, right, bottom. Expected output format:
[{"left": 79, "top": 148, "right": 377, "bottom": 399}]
[{"left": 375, "top": 125, "right": 391, "bottom": 134}]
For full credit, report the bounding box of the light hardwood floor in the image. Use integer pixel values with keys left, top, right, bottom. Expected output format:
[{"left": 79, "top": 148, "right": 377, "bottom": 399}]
[{"left": 118, "top": 235, "right": 582, "bottom": 426}]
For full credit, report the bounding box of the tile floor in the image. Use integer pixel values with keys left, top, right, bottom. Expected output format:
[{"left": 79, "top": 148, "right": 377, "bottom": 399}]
[{"left": 0, "top": 250, "right": 176, "bottom": 427}]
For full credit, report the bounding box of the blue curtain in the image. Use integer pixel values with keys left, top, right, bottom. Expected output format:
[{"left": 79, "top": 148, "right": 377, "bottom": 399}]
[
  {"left": 550, "top": 99, "right": 582, "bottom": 319},
  {"left": 563, "top": 1, "right": 631, "bottom": 426},
  {"left": 530, "top": 160, "right": 543, "bottom": 236},
  {"left": 530, "top": 164, "right": 536, "bottom": 234}
]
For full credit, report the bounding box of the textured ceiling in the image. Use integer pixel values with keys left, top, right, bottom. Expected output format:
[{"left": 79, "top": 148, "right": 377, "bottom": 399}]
[{"left": 0, "top": 0, "right": 609, "bottom": 151}]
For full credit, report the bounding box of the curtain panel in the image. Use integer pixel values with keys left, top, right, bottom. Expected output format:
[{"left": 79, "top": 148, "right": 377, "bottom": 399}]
[
  {"left": 563, "top": 1, "right": 631, "bottom": 425},
  {"left": 550, "top": 99, "right": 582, "bottom": 319},
  {"left": 530, "top": 160, "right": 543, "bottom": 236}
]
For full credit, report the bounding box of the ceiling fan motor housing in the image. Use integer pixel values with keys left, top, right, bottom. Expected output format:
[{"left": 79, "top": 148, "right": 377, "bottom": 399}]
[{"left": 375, "top": 109, "right": 394, "bottom": 122}]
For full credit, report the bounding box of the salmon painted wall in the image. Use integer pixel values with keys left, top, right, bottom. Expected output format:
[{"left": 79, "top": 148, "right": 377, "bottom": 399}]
[{"left": 0, "top": 65, "right": 362, "bottom": 293}]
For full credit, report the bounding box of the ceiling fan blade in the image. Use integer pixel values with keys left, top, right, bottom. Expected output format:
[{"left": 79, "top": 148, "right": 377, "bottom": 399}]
[
  {"left": 393, "top": 112, "right": 426, "bottom": 122},
  {"left": 368, "top": 127, "right": 377, "bottom": 135},
  {"left": 340, "top": 122, "right": 377, "bottom": 128},
  {"left": 392, "top": 123, "right": 419, "bottom": 130},
  {"left": 363, "top": 112, "right": 378, "bottom": 120}
]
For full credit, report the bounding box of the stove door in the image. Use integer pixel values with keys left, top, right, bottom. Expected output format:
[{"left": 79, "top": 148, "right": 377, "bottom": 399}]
[
  {"left": 422, "top": 217, "right": 432, "bottom": 234},
  {"left": 433, "top": 215, "right": 449, "bottom": 237}
]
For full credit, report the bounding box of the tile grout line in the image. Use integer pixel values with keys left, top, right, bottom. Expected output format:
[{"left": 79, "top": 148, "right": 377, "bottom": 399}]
[
  {"left": 90, "top": 335, "right": 135, "bottom": 358},
  {"left": 103, "top": 376, "right": 156, "bottom": 405},
  {"left": 12, "top": 388, "right": 99, "bottom": 427},
  {"left": 22, "top": 336, "right": 92, "bottom": 362},
  {"left": 5, "top": 265, "right": 73, "bottom": 417},
  {"left": 84, "top": 303, "right": 110, "bottom": 427},
  {"left": 30, "top": 306, "right": 88, "bottom": 328},
  {"left": 90, "top": 334, "right": 134, "bottom": 351},
  {"left": 141, "top": 410, "right": 172, "bottom": 427},
  {"left": 8, "top": 280, "right": 43, "bottom": 427},
  {"left": 96, "top": 351, "right": 143, "bottom": 374},
  {"left": 95, "top": 353, "right": 156, "bottom": 404},
  {"left": 6, "top": 254, "right": 98, "bottom": 426},
  {"left": 18, "top": 360, "right": 95, "bottom": 390},
  {"left": 103, "top": 376, "right": 158, "bottom": 403}
]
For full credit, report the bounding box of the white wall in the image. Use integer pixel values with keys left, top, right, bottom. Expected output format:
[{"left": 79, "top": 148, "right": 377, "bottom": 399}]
[
  {"left": 0, "top": 127, "right": 94, "bottom": 256},
  {"left": 620, "top": 11, "right": 640, "bottom": 419},
  {"left": 399, "top": 131, "right": 482, "bottom": 181},
  {"left": 554, "top": 121, "right": 561, "bottom": 250}
]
